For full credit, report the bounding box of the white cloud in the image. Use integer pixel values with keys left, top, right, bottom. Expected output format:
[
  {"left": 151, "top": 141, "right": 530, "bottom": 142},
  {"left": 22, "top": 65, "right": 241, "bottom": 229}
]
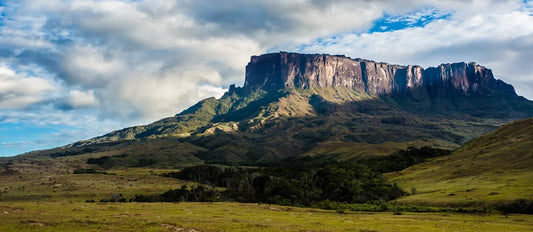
[
  {"left": 0, "top": 0, "right": 261, "bottom": 122},
  {"left": 60, "top": 45, "right": 124, "bottom": 87},
  {"left": 67, "top": 89, "right": 98, "bottom": 108},
  {"left": 0, "top": 65, "right": 56, "bottom": 109},
  {"left": 97, "top": 64, "right": 228, "bottom": 121}
]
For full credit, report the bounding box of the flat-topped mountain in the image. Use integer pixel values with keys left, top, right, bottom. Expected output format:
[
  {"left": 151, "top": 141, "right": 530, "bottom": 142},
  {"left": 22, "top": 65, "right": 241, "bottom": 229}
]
[
  {"left": 243, "top": 52, "right": 515, "bottom": 97},
  {"left": 17, "top": 52, "right": 533, "bottom": 167}
]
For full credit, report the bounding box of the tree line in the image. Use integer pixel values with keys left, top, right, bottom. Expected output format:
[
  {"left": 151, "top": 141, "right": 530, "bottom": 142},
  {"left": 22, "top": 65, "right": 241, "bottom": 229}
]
[
  {"left": 135, "top": 163, "right": 403, "bottom": 206},
  {"left": 131, "top": 146, "right": 451, "bottom": 207}
]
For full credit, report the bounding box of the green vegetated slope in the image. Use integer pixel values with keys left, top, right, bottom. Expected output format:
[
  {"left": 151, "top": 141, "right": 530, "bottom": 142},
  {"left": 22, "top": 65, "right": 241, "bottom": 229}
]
[
  {"left": 387, "top": 118, "right": 533, "bottom": 206},
  {"left": 19, "top": 86, "right": 532, "bottom": 168}
]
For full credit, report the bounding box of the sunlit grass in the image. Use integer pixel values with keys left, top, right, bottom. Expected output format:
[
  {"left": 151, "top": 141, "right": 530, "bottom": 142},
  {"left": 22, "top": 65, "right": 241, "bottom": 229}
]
[
  {"left": 387, "top": 118, "right": 533, "bottom": 206},
  {"left": 1, "top": 201, "right": 532, "bottom": 232},
  {"left": 0, "top": 162, "right": 190, "bottom": 202}
]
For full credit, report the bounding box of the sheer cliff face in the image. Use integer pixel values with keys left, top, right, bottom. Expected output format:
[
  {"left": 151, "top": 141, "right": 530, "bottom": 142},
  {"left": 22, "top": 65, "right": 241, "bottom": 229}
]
[{"left": 243, "top": 52, "right": 516, "bottom": 97}]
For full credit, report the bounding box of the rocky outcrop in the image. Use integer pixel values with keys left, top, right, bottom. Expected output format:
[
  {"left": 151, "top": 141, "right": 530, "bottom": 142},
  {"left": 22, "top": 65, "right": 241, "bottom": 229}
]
[{"left": 243, "top": 52, "right": 516, "bottom": 98}]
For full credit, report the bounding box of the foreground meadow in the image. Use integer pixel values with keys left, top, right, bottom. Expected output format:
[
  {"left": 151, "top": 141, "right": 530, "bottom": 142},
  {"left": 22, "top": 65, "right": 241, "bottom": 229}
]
[
  {"left": 1, "top": 201, "right": 532, "bottom": 232},
  {"left": 1, "top": 159, "right": 532, "bottom": 231}
]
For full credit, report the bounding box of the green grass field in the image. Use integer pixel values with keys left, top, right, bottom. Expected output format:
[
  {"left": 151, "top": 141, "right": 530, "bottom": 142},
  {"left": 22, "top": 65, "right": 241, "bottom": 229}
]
[
  {"left": 1, "top": 159, "right": 532, "bottom": 231},
  {"left": 0, "top": 158, "right": 192, "bottom": 202},
  {"left": 1, "top": 201, "right": 532, "bottom": 232}
]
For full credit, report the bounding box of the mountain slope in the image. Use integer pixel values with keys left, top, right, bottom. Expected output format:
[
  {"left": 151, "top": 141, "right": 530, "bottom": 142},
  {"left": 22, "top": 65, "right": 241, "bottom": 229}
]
[
  {"left": 17, "top": 52, "right": 533, "bottom": 167},
  {"left": 75, "top": 52, "right": 533, "bottom": 144},
  {"left": 386, "top": 118, "right": 533, "bottom": 206}
]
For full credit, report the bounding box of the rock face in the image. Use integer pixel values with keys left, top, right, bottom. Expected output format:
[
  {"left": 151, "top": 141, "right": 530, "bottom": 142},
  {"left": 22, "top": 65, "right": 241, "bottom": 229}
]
[{"left": 243, "top": 52, "right": 516, "bottom": 98}]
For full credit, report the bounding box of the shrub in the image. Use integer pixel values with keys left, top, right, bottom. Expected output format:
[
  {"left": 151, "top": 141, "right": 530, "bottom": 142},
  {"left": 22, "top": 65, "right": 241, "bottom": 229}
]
[
  {"left": 73, "top": 168, "right": 97, "bottom": 174},
  {"left": 497, "top": 199, "right": 533, "bottom": 214},
  {"left": 100, "top": 193, "right": 126, "bottom": 202}
]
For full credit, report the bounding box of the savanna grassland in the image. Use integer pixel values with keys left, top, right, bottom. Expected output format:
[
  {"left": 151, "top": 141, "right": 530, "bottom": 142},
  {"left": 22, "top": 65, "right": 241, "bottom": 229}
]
[
  {"left": 1, "top": 201, "right": 533, "bottom": 232},
  {"left": 1, "top": 156, "right": 533, "bottom": 231},
  {"left": 0, "top": 159, "right": 190, "bottom": 202}
]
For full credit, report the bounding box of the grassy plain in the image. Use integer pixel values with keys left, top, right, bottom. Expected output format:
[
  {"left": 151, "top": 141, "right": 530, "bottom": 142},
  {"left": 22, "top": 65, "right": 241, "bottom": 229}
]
[
  {"left": 0, "top": 159, "right": 190, "bottom": 202},
  {"left": 0, "top": 159, "right": 532, "bottom": 231},
  {"left": 1, "top": 201, "right": 532, "bottom": 232}
]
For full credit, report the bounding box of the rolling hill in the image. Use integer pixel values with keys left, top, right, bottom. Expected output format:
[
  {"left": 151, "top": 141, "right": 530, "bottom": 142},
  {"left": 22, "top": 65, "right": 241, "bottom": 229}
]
[{"left": 387, "top": 118, "right": 533, "bottom": 206}]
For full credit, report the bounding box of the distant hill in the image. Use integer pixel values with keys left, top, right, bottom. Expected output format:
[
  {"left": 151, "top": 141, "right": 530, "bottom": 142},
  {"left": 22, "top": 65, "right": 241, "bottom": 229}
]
[
  {"left": 387, "top": 118, "right": 533, "bottom": 206},
  {"left": 16, "top": 52, "right": 533, "bottom": 168}
]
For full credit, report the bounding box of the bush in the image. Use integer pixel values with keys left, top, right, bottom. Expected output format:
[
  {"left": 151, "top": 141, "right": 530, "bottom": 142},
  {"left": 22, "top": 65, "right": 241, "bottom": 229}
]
[
  {"left": 497, "top": 199, "right": 533, "bottom": 214},
  {"left": 73, "top": 168, "right": 107, "bottom": 174},
  {"left": 133, "top": 194, "right": 161, "bottom": 202},
  {"left": 357, "top": 146, "right": 452, "bottom": 173},
  {"left": 100, "top": 193, "right": 126, "bottom": 202},
  {"left": 73, "top": 168, "right": 97, "bottom": 174}
]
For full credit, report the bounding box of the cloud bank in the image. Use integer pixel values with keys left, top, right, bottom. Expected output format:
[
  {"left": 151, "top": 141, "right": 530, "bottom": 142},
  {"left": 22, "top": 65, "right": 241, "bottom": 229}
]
[{"left": 0, "top": 0, "right": 532, "bottom": 156}]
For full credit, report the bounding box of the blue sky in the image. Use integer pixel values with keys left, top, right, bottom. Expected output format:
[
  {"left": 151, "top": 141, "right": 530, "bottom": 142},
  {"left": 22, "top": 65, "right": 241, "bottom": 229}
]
[
  {"left": 368, "top": 8, "right": 451, "bottom": 33},
  {"left": 0, "top": 122, "right": 72, "bottom": 156},
  {"left": 1, "top": 0, "right": 533, "bottom": 157}
]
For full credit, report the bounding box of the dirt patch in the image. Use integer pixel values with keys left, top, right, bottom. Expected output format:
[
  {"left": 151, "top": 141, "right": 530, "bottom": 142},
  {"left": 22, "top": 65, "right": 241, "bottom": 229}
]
[
  {"left": 20, "top": 220, "right": 45, "bottom": 227},
  {"left": 161, "top": 223, "right": 200, "bottom": 232},
  {"left": 112, "top": 213, "right": 142, "bottom": 217}
]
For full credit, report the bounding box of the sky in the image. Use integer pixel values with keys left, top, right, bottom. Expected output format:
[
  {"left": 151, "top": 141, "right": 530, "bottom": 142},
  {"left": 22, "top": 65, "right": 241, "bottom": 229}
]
[{"left": 1, "top": 0, "right": 532, "bottom": 157}]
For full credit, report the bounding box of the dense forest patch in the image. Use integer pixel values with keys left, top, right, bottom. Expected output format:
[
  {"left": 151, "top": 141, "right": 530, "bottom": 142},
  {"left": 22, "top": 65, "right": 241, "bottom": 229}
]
[{"left": 132, "top": 147, "right": 451, "bottom": 208}]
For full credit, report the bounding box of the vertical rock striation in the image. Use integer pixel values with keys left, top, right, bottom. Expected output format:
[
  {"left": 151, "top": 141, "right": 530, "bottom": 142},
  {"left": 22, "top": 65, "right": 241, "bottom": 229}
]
[{"left": 243, "top": 52, "right": 516, "bottom": 98}]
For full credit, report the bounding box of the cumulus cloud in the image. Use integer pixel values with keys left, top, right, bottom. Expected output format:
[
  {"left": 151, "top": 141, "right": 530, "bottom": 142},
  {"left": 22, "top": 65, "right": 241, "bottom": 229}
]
[
  {"left": 0, "top": 1, "right": 250, "bottom": 121},
  {"left": 0, "top": 65, "right": 56, "bottom": 109},
  {"left": 176, "top": 0, "right": 385, "bottom": 46},
  {"left": 66, "top": 89, "right": 98, "bottom": 108},
  {"left": 99, "top": 66, "right": 227, "bottom": 120}
]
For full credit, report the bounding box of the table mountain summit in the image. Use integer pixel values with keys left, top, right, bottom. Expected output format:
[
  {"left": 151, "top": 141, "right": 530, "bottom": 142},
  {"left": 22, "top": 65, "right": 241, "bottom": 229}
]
[
  {"left": 243, "top": 52, "right": 515, "bottom": 98},
  {"left": 20, "top": 52, "right": 533, "bottom": 167}
]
